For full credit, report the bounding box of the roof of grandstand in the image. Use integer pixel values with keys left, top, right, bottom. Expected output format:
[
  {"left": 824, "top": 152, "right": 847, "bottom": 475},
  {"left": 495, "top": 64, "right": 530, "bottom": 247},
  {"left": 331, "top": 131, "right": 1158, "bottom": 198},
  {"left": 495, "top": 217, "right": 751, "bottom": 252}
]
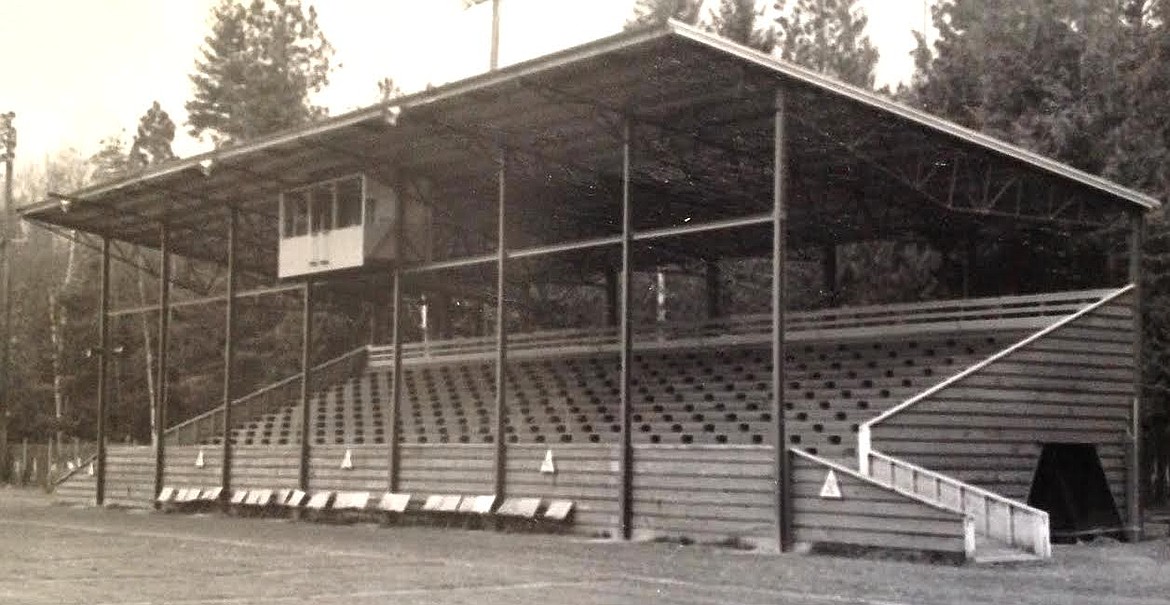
[{"left": 19, "top": 20, "right": 1160, "bottom": 279}]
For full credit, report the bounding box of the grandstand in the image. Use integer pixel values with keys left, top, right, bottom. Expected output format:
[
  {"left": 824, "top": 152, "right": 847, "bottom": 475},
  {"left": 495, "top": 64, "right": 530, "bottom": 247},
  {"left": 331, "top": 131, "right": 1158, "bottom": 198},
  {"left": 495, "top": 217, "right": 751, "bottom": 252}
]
[{"left": 25, "top": 21, "right": 1157, "bottom": 562}]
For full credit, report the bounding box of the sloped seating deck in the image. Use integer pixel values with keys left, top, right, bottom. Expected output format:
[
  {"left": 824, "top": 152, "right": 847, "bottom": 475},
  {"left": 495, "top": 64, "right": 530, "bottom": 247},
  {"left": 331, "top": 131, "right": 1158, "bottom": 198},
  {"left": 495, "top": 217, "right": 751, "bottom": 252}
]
[{"left": 204, "top": 289, "right": 1107, "bottom": 461}]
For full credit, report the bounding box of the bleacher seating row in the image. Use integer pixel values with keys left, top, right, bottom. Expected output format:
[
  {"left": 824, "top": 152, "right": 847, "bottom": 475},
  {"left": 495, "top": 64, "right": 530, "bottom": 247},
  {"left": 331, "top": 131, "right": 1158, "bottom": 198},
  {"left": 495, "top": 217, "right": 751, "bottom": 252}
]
[
  {"left": 214, "top": 332, "right": 1016, "bottom": 460},
  {"left": 155, "top": 485, "right": 574, "bottom": 527}
]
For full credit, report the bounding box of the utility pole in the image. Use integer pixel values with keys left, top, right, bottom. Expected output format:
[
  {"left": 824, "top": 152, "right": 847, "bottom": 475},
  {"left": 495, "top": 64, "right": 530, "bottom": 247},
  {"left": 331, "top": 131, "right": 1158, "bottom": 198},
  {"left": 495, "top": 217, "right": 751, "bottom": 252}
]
[
  {"left": 0, "top": 111, "right": 16, "bottom": 481},
  {"left": 463, "top": 0, "right": 502, "bottom": 70}
]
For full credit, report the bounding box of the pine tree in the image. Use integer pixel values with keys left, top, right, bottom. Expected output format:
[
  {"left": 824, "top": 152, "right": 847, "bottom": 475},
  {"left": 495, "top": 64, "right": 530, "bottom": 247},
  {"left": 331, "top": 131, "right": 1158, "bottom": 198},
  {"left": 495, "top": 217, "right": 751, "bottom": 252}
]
[
  {"left": 628, "top": 0, "right": 705, "bottom": 28},
  {"left": 128, "top": 102, "right": 176, "bottom": 168},
  {"left": 778, "top": 0, "right": 879, "bottom": 88},
  {"left": 626, "top": 0, "right": 878, "bottom": 87},
  {"left": 186, "top": 0, "right": 334, "bottom": 145}
]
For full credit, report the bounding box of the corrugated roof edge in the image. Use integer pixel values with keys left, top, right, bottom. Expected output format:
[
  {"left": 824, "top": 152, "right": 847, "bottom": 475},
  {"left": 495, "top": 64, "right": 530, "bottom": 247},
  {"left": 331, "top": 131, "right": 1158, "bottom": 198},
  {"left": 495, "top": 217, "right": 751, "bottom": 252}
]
[
  {"left": 21, "top": 20, "right": 1159, "bottom": 216},
  {"left": 18, "top": 22, "right": 676, "bottom": 217},
  {"left": 665, "top": 21, "right": 1160, "bottom": 211}
]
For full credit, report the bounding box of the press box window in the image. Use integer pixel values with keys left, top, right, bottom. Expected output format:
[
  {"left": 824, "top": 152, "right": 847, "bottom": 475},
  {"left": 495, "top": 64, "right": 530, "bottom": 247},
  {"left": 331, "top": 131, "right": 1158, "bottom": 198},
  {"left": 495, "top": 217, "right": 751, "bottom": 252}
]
[
  {"left": 310, "top": 183, "right": 333, "bottom": 233},
  {"left": 336, "top": 176, "right": 363, "bottom": 228},
  {"left": 283, "top": 190, "right": 308, "bottom": 237}
]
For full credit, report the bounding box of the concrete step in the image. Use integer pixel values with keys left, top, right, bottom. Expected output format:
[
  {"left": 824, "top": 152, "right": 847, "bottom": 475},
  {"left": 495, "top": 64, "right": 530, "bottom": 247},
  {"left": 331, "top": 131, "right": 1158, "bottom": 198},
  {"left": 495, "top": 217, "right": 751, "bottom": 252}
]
[{"left": 973, "top": 535, "right": 1043, "bottom": 564}]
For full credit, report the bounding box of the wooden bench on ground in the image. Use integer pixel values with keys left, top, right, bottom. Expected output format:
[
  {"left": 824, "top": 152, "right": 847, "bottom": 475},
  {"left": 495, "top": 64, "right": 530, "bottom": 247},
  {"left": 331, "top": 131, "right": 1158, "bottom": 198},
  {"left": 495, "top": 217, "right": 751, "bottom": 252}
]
[
  {"left": 156, "top": 486, "right": 222, "bottom": 513},
  {"left": 154, "top": 485, "right": 574, "bottom": 532},
  {"left": 495, "top": 497, "right": 575, "bottom": 532}
]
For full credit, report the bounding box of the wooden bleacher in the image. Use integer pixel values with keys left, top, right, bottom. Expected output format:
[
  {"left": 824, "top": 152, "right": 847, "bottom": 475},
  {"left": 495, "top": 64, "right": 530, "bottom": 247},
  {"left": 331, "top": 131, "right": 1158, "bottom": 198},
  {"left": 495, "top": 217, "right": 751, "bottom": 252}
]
[{"left": 179, "top": 289, "right": 1110, "bottom": 461}]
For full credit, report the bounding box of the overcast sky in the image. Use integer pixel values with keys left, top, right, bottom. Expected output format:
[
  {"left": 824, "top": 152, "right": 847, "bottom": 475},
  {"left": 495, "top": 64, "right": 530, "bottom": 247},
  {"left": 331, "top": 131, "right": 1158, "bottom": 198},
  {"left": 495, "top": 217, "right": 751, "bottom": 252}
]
[{"left": 0, "top": 0, "right": 934, "bottom": 172}]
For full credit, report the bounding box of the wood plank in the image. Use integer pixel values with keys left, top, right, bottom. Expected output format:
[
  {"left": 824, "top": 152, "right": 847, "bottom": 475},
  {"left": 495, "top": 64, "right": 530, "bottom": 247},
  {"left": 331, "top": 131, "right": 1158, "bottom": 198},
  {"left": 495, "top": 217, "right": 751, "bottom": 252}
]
[{"left": 792, "top": 527, "right": 965, "bottom": 553}]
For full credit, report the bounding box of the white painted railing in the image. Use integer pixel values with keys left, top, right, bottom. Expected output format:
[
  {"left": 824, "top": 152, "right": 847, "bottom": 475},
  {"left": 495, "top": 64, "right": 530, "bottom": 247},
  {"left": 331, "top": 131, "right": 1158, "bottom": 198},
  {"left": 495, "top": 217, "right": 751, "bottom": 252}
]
[
  {"left": 866, "top": 450, "right": 1050, "bottom": 557},
  {"left": 857, "top": 284, "right": 1132, "bottom": 470}
]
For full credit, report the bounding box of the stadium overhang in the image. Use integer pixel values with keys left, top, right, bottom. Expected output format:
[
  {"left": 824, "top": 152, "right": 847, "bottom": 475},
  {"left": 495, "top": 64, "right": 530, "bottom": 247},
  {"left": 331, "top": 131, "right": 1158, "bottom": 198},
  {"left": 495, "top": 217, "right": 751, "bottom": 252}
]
[{"left": 19, "top": 20, "right": 1160, "bottom": 277}]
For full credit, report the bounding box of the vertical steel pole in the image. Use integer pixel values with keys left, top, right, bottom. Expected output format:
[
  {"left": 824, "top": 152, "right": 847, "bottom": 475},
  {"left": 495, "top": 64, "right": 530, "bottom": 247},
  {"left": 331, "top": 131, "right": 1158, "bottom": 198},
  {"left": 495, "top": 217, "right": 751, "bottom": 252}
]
[
  {"left": 96, "top": 237, "right": 111, "bottom": 505},
  {"left": 618, "top": 118, "right": 634, "bottom": 540},
  {"left": 493, "top": 151, "right": 509, "bottom": 500},
  {"left": 1128, "top": 210, "right": 1145, "bottom": 541},
  {"left": 773, "top": 89, "right": 792, "bottom": 552},
  {"left": 387, "top": 270, "right": 402, "bottom": 492},
  {"left": 605, "top": 268, "right": 618, "bottom": 327},
  {"left": 298, "top": 279, "right": 314, "bottom": 492},
  {"left": 705, "top": 260, "right": 720, "bottom": 319},
  {"left": 0, "top": 113, "right": 13, "bottom": 478},
  {"left": 153, "top": 223, "right": 170, "bottom": 504},
  {"left": 822, "top": 244, "right": 837, "bottom": 307},
  {"left": 220, "top": 209, "right": 237, "bottom": 499}
]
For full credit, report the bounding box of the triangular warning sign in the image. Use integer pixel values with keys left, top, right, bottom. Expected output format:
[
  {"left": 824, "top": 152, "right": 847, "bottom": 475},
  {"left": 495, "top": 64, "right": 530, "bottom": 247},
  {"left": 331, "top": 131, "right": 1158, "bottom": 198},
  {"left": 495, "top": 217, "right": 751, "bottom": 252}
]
[
  {"left": 340, "top": 449, "right": 354, "bottom": 470},
  {"left": 194, "top": 448, "right": 205, "bottom": 468},
  {"left": 819, "top": 470, "right": 842, "bottom": 499},
  {"left": 86, "top": 462, "right": 95, "bottom": 476},
  {"left": 540, "top": 449, "right": 556, "bottom": 475}
]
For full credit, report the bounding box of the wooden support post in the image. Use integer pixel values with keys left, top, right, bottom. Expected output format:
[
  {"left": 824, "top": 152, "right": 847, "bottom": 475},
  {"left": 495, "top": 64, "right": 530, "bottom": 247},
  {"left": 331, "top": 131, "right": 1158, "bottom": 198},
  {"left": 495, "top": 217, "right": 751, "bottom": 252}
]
[
  {"left": 618, "top": 118, "right": 634, "bottom": 540},
  {"left": 387, "top": 270, "right": 402, "bottom": 492},
  {"left": 605, "top": 268, "right": 618, "bottom": 327},
  {"left": 95, "top": 237, "right": 111, "bottom": 505},
  {"left": 493, "top": 151, "right": 509, "bottom": 500},
  {"left": 822, "top": 244, "right": 837, "bottom": 307},
  {"left": 152, "top": 223, "right": 170, "bottom": 506},
  {"left": 963, "top": 238, "right": 976, "bottom": 298},
  {"left": 1128, "top": 210, "right": 1145, "bottom": 541},
  {"left": 705, "top": 260, "right": 721, "bottom": 319},
  {"left": 298, "top": 279, "right": 314, "bottom": 492},
  {"left": 772, "top": 88, "right": 793, "bottom": 552},
  {"left": 220, "top": 209, "right": 237, "bottom": 501}
]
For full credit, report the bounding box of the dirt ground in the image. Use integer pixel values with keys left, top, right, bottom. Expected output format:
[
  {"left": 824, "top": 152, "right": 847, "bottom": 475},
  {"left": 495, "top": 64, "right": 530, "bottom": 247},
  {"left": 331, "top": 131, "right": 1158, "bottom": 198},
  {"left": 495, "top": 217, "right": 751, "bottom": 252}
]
[{"left": 1, "top": 487, "right": 1168, "bottom": 605}]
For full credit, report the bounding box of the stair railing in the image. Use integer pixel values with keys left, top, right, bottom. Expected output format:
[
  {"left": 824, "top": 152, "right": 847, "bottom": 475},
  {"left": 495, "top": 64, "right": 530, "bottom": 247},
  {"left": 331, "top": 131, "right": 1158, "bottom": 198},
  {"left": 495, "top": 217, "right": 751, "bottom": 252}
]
[
  {"left": 865, "top": 450, "right": 1050, "bottom": 557},
  {"left": 165, "top": 345, "right": 370, "bottom": 445},
  {"left": 858, "top": 285, "right": 1133, "bottom": 473}
]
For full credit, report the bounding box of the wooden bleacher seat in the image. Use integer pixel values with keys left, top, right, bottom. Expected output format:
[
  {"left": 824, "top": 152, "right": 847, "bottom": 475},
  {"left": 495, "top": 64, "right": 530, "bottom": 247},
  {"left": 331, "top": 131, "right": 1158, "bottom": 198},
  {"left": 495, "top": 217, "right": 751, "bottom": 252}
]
[
  {"left": 332, "top": 491, "right": 371, "bottom": 511},
  {"left": 229, "top": 489, "right": 249, "bottom": 506},
  {"left": 496, "top": 497, "right": 541, "bottom": 518},
  {"left": 422, "top": 494, "right": 462, "bottom": 514},
  {"left": 543, "top": 500, "right": 574, "bottom": 522},
  {"left": 284, "top": 489, "right": 308, "bottom": 508},
  {"left": 156, "top": 486, "right": 176, "bottom": 504},
  {"left": 457, "top": 495, "right": 495, "bottom": 515},
  {"left": 199, "top": 486, "right": 222, "bottom": 502},
  {"left": 305, "top": 491, "right": 333, "bottom": 511},
  {"left": 244, "top": 489, "right": 274, "bottom": 507},
  {"left": 377, "top": 492, "right": 412, "bottom": 514}
]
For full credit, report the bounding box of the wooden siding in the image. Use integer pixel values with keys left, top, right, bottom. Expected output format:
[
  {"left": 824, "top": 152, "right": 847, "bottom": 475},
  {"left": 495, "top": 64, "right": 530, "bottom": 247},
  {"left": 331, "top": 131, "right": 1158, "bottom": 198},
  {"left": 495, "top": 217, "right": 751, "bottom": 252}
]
[
  {"left": 397, "top": 444, "right": 494, "bottom": 495},
  {"left": 506, "top": 444, "right": 619, "bottom": 538},
  {"left": 232, "top": 446, "right": 298, "bottom": 490},
  {"left": 629, "top": 445, "right": 775, "bottom": 545},
  {"left": 791, "top": 451, "right": 970, "bottom": 555},
  {"left": 53, "top": 466, "right": 96, "bottom": 506},
  {"left": 100, "top": 446, "right": 155, "bottom": 508},
  {"left": 309, "top": 445, "right": 388, "bottom": 492},
  {"left": 166, "top": 445, "right": 224, "bottom": 488},
  {"left": 871, "top": 294, "right": 1135, "bottom": 516}
]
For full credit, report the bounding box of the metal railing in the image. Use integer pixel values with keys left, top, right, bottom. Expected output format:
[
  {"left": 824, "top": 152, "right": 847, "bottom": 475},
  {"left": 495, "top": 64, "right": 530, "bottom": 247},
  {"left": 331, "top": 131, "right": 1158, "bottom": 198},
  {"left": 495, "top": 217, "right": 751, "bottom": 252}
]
[{"left": 165, "top": 346, "right": 370, "bottom": 445}]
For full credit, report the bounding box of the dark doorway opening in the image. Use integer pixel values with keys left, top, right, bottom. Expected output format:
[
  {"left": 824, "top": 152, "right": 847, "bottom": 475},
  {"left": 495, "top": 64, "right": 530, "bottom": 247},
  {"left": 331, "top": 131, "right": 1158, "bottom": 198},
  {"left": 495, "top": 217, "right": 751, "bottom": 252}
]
[{"left": 1027, "top": 443, "right": 1122, "bottom": 541}]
